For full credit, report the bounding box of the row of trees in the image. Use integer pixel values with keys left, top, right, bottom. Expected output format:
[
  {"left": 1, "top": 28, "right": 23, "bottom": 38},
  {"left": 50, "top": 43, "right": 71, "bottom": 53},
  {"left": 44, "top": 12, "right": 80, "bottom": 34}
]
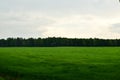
[{"left": 0, "top": 37, "right": 120, "bottom": 47}]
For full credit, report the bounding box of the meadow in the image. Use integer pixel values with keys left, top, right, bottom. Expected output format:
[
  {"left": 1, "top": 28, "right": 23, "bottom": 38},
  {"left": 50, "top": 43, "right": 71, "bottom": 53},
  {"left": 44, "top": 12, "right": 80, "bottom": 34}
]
[{"left": 0, "top": 47, "right": 120, "bottom": 80}]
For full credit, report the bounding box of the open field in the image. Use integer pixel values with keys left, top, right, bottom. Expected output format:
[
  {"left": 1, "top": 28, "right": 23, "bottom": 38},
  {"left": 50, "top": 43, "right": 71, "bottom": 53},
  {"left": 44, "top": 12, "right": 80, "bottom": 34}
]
[{"left": 0, "top": 47, "right": 120, "bottom": 80}]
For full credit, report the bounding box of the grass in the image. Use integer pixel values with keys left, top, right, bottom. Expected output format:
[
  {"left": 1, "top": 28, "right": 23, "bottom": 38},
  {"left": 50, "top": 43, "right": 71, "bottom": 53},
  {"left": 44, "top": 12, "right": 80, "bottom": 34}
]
[{"left": 0, "top": 47, "right": 120, "bottom": 80}]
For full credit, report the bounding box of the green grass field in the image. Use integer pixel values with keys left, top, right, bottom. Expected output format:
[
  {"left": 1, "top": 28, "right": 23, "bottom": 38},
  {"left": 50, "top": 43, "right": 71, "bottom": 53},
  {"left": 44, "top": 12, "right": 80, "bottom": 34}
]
[{"left": 0, "top": 47, "right": 120, "bottom": 80}]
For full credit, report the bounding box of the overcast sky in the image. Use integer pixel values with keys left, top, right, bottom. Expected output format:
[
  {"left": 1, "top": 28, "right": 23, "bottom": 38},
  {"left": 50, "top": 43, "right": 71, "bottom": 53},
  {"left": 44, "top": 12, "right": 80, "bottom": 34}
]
[{"left": 0, "top": 0, "right": 120, "bottom": 39}]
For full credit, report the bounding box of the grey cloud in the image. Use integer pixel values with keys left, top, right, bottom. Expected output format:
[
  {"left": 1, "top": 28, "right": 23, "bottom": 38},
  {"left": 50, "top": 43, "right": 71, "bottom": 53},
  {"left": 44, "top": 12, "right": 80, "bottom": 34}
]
[
  {"left": 0, "top": 12, "right": 55, "bottom": 38},
  {"left": 0, "top": 0, "right": 120, "bottom": 38},
  {"left": 0, "top": 0, "right": 119, "bottom": 16},
  {"left": 110, "top": 23, "right": 120, "bottom": 33}
]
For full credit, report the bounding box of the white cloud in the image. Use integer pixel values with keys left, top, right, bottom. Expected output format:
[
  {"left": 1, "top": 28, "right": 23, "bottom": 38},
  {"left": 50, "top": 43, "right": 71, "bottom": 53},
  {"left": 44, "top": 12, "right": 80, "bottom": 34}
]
[
  {"left": 0, "top": 0, "right": 120, "bottom": 39},
  {"left": 40, "top": 14, "right": 115, "bottom": 38}
]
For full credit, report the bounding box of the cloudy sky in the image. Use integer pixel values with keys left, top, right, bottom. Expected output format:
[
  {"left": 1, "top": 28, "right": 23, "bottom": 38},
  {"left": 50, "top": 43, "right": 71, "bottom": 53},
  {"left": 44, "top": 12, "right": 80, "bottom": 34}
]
[{"left": 0, "top": 0, "right": 120, "bottom": 39}]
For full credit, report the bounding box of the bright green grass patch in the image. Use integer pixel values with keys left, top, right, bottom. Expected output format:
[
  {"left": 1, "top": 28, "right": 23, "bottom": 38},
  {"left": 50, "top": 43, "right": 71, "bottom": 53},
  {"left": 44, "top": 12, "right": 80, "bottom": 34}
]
[{"left": 0, "top": 47, "right": 120, "bottom": 80}]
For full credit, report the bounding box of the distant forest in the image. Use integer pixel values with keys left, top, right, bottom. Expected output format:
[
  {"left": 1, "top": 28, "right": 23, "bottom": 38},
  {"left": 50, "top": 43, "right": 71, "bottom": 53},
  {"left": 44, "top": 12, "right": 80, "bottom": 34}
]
[{"left": 0, "top": 37, "right": 120, "bottom": 47}]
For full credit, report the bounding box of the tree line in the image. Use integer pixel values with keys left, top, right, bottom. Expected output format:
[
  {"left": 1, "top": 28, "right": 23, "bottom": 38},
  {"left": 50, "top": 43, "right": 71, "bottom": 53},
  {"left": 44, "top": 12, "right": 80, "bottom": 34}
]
[{"left": 0, "top": 37, "right": 120, "bottom": 47}]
